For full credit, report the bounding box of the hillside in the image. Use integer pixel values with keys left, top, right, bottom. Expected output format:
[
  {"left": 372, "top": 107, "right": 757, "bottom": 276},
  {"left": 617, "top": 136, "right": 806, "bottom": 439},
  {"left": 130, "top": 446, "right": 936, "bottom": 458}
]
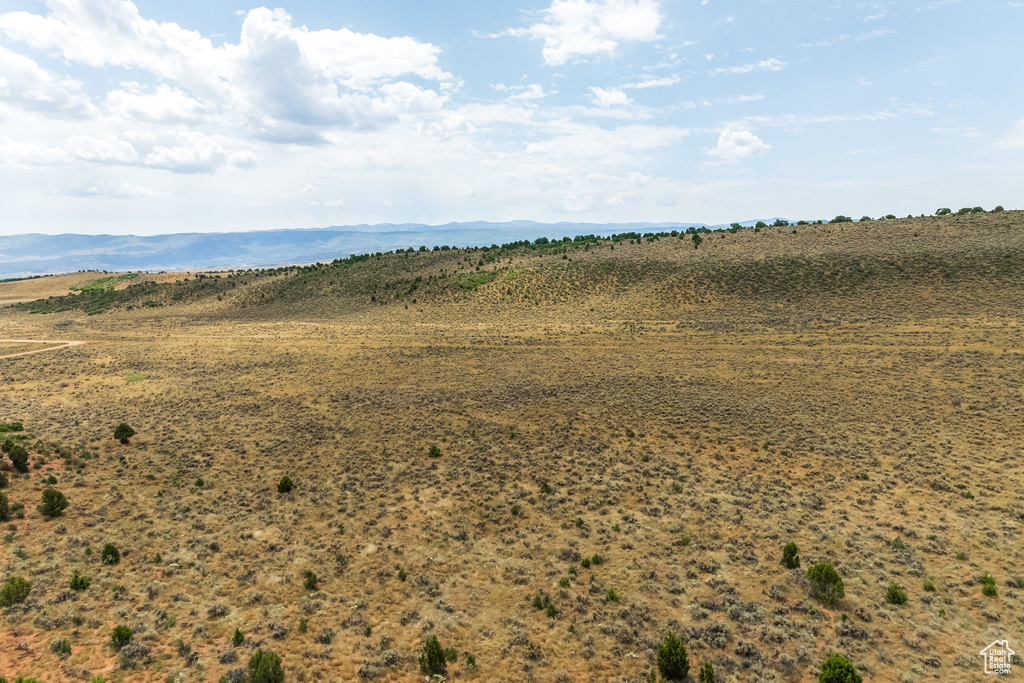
[{"left": 0, "top": 211, "right": 1022, "bottom": 682}]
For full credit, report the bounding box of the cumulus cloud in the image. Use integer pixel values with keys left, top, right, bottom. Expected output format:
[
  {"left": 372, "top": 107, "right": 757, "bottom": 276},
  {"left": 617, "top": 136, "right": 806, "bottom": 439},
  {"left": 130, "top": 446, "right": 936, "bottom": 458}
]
[
  {"left": 708, "top": 128, "right": 770, "bottom": 161},
  {"left": 589, "top": 86, "right": 631, "bottom": 107},
  {"left": 509, "top": 0, "right": 663, "bottom": 66},
  {"left": 0, "top": 136, "right": 69, "bottom": 166},
  {"left": 0, "top": 46, "right": 96, "bottom": 118},
  {"left": 67, "top": 135, "right": 139, "bottom": 164},
  {"left": 713, "top": 57, "right": 787, "bottom": 75},
  {"left": 104, "top": 84, "right": 205, "bottom": 123},
  {"left": 143, "top": 131, "right": 247, "bottom": 174},
  {"left": 0, "top": 1, "right": 451, "bottom": 132}
]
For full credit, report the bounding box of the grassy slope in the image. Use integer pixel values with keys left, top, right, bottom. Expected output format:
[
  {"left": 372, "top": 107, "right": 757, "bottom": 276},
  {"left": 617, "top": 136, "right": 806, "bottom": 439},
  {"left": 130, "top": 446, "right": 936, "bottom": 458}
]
[{"left": 0, "top": 211, "right": 1021, "bottom": 682}]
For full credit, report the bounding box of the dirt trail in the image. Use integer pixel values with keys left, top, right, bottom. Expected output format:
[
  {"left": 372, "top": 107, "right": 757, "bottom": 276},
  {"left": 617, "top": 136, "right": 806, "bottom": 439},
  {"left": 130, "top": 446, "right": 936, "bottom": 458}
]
[{"left": 0, "top": 339, "right": 85, "bottom": 359}]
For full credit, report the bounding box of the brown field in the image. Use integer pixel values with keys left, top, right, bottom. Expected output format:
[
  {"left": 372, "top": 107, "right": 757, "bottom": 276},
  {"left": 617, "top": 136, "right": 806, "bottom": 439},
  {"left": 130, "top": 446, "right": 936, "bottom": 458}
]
[{"left": 1, "top": 212, "right": 1023, "bottom": 682}]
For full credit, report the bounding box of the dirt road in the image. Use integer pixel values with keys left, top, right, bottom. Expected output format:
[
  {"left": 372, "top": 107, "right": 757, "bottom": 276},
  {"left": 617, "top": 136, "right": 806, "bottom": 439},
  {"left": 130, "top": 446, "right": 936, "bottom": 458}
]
[{"left": 0, "top": 339, "right": 85, "bottom": 359}]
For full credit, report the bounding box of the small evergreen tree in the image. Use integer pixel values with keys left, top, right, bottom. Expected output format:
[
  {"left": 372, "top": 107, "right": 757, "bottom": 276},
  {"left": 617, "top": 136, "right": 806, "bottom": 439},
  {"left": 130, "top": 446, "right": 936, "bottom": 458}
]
[
  {"left": 428, "top": 444, "right": 442, "bottom": 458},
  {"left": 806, "top": 562, "right": 845, "bottom": 607},
  {"left": 698, "top": 661, "right": 715, "bottom": 683},
  {"left": 111, "top": 626, "right": 133, "bottom": 649},
  {"left": 70, "top": 571, "right": 91, "bottom": 591},
  {"left": 101, "top": 543, "right": 121, "bottom": 565},
  {"left": 0, "top": 576, "right": 31, "bottom": 607},
  {"left": 233, "top": 628, "right": 245, "bottom": 646},
  {"left": 38, "top": 489, "right": 69, "bottom": 518},
  {"left": 277, "top": 476, "right": 293, "bottom": 493},
  {"left": 0, "top": 492, "right": 9, "bottom": 522},
  {"left": 656, "top": 632, "right": 689, "bottom": 681},
  {"left": 885, "top": 581, "right": 907, "bottom": 605},
  {"left": 419, "top": 635, "right": 447, "bottom": 675},
  {"left": 819, "top": 653, "right": 862, "bottom": 683},
  {"left": 113, "top": 423, "right": 136, "bottom": 444},
  {"left": 248, "top": 649, "right": 285, "bottom": 683},
  {"left": 303, "top": 570, "right": 317, "bottom": 590},
  {"left": 782, "top": 542, "right": 800, "bottom": 569},
  {"left": 8, "top": 444, "right": 29, "bottom": 473},
  {"left": 0, "top": 471, "right": 8, "bottom": 488}
]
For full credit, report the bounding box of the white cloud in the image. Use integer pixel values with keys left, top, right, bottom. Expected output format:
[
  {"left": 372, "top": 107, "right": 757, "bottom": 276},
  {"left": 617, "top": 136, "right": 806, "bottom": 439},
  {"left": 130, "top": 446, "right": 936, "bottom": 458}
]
[
  {"left": 713, "top": 58, "right": 787, "bottom": 75},
  {"left": 60, "top": 179, "right": 165, "bottom": 199},
  {"left": 708, "top": 128, "right": 770, "bottom": 161},
  {"left": 509, "top": 0, "right": 663, "bottom": 66},
  {"left": 0, "top": 46, "right": 96, "bottom": 118},
  {"left": 143, "top": 131, "right": 231, "bottom": 173},
  {"left": 622, "top": 75, "right": 679, "bottom": 89},
  {"left": 104, "top": 84, "right": 205, "bottom": 123},
  {"left": 589, "top": 86, "right": 631, "bottom": 107},
  {"left": 493, "top": 83, "right": 550, "bottom": 101},
  {"left": 67, "top": 135, "right": 139, "bottom": 164},
  {"left": 994, "top": 119, "right": 1024, "bottom": 151},
  {"left": 0, "top": 1, "right": 451, "bottom": 132},
  {"left": 0, "top": 136, "right": 69, "bottom": 166}
]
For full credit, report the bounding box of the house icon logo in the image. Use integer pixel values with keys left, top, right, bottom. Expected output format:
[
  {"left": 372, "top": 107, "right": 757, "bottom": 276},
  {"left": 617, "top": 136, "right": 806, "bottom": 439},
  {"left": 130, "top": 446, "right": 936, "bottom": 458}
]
[{"left": 980, "top": 640, "right": 1014, "bottom": 675}]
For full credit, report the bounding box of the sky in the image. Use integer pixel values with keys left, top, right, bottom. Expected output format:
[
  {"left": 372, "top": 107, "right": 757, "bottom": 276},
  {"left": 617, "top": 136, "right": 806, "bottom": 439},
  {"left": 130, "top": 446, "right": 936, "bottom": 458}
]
[{"left": 0, "top": 0, "right": 1022, "bottom": 236}]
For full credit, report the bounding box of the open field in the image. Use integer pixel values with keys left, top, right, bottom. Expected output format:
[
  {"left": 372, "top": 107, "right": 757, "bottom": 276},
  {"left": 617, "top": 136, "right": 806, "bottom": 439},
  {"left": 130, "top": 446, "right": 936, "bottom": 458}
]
[{"left": 1, "top": 212, "right": 1023, "bottom": 682}]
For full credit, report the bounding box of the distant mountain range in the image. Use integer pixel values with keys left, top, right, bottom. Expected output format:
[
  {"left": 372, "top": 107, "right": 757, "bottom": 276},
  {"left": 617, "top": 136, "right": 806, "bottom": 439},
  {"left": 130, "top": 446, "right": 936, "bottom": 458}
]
[{"left": 0, "top": 219, "right": 780, "bottom": 278}]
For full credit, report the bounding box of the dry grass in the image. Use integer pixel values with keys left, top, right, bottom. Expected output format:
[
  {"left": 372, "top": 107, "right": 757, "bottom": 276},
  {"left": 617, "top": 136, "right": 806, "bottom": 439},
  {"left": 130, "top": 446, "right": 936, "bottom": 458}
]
[{"left": 0, "top": 212, "right": 1022, "bottom": 682}]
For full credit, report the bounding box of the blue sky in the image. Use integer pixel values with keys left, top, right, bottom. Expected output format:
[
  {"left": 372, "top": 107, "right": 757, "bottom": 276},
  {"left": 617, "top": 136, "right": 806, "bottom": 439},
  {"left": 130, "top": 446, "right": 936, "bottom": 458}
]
[{"left": 1, "top": 0, "right": 1021, "bottom": 235}]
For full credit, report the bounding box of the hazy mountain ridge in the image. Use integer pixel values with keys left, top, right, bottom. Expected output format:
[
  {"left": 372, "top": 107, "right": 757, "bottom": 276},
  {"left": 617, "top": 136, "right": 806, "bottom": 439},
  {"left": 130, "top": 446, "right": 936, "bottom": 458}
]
[{"left": 0, "top": 220, "right": 779, "bottom": 277}]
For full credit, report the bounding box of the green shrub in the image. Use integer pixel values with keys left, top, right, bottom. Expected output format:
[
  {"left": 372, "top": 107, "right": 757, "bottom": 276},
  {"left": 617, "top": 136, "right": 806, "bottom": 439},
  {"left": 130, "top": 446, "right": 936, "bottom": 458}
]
[
  {"left": 819, "top": 653, "right": 862, "bottom": 683},
  {"left": 303, "top": 570, "right": 317, "bottom": 590},
  {"left": 70, "top": 571, "right": 91, "bottom": 591},
  {"left": 113, "top": 423, "right": 135, "bottom": 444},
  {"left": 277, "top": 476, "right": 293, "bottom": 493},
  {"left": 591, "top": 554, "right": 604, "bottom": 566},
  {"left": 606, "top": 588, "right": 619, "bottom": 603},
  {"left": 233, "top": 628, "right": 245, "bottom": 646},
  {"left": 38, "top": 488, "right": 68, "bottom": 518},
  {"left": 465, "top": 651, "right": 476, "bottom": 667},
  {"left": 419, "top": 635, "right": 447, "bottom": 675},
  {"left": 993, "top": 205, "right": 1004, "bottom": 212},
  {"left": 980, "top": 573, "right": 998, "bottom": 597},
  {"left": 807, "top": 562, "right": 845, "bottom": 607},
  {"left": 0, "top": 576, "right": 31, "bottom": 606},
  {"left": 45, "top": 474, "right": 57, "bottom": 485},
  {"left": 885, "top": 581, "right": 907, "bottom": 605},
  {"left": 923, "top": 579, "right": 935, "bottom": 592},
  {"left": 0, "top": 471, "right": 7, "bottom": 489},
  {"left": 428, "top": 444, "right": 441, "bottom": 458},
  {"left": 52, "top": 637, "right": 71, "bottom": 658},
  {"left": 935, "top": 208, "right": 951, "bottom": 216},
  {"left": 698, "top": 660, "right": 715, "bottom": 683},
  {"left": 111, "top": 625, "right": 133, "bottom": 649},
  {"left": 101, "top": 543, "right": 120, "bottom": 565},
  {"left": 656, "top": 632, "right": 689, "bottom": 681},
  {"left": 0, "top": 492, "right": 8, "bottom": 522},
  {"left": 782, "top": 542, "right": 800, "bottom": 569},
  {"left": 248, "top": 648, "right": 285, "bottom": 683},
  {"left": 8, "top": 444, "right": 29, "bottom": 473}
]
